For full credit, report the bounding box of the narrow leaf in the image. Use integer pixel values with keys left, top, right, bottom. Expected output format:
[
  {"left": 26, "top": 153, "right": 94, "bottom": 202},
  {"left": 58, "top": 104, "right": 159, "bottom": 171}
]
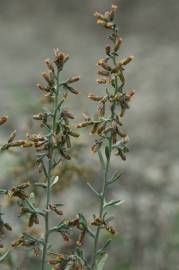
[
  {"left": 0, "top": 249, "right": 10, "bottom": 262},
  {"left": 50, "top": 176, "right": 59, "bottom": 187},
  {"left": 98, "top": 239, "right": 112, "bottom": 254},
  {"left": 105, "top": 146, "right": 110, "bottom": 161},
  {"left": 97, "top": 149, "right": 105, "bottom": 170},
  {"left": 96, "top": 253, "right": 108, "bottom": 270},
  {"left": 107, "top": 170, "right": 123, "bottom": 185},
  {"left": 87, "top": 182, "right": 100, "bottom": 197},
  {"left": 104, "top": 199, "right": 124, "bottom": 208}
]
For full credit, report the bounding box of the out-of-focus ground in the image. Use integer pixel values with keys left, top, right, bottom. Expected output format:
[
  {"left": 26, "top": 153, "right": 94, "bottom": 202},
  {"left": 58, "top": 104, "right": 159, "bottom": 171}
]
[{"left": 0, "top": 0, "right": 179, "bottom": 269}]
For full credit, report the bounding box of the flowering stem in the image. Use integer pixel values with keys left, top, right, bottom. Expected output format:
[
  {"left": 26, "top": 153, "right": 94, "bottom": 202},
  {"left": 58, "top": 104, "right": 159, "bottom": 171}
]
[{"left": 41, "top": 71, "right": 61, "bottom": 270}]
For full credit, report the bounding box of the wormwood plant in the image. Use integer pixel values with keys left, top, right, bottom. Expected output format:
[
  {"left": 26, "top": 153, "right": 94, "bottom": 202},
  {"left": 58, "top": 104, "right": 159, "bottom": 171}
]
[
  {"left": 76, "top": 4, "right": 135, "bottom": 269},
  {"left": 0, "top": 50, "right": 84, "bottom": 269},
  {"left": 0, "top": 4, "right": 135, "bottom": 270}
]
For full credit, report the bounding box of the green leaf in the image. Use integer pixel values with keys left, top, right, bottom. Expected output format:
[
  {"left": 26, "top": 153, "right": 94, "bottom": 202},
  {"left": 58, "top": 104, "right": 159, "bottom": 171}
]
[
  {"left": 96, "top": 253, "right": 108, "bottom": 270},
  {"left": 104, "top": 199, "right": 124, "bottom": 208},
  {"left": 105, "top": 146, "right": 110, "bottom": 161},
  {"left": 78, "top": 213, "right": 88, "bottom": 229},
  {"left": 98, "top": 239, "right": 112, "bottom": 254},
  {"left": 0, "top": 249, "right": 10, "bottom": 262},
  {"left": 76, "top": 247, "right": 83, "bottom": 259},
  {"left": 50, "top": 176, "right": 59, "bottom": 187},
  {"left": 97, "top": 149, "right": 105, "bottom": 170},
  {"left": 0, "top": 188, "right": 8, "bottom": 195},
  {"left": 107, "top": 170, "right": 123, "bottom": 185}
]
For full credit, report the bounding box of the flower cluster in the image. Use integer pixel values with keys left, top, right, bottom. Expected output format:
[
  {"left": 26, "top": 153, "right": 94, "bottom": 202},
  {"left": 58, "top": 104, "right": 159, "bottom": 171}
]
[
  {"left": 0, "top": 49, "right": 82, "bottom": 269},
  {"left": 77, "top": 4, "right": 135, "bottom": 161},
  {"left": 76, "top": 4, "right": 136, "bottom": 269}
]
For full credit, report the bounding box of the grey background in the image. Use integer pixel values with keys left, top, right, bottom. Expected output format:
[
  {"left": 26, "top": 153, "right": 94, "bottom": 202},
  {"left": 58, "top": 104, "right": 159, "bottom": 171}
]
[{"left": 0, "top": 1, "right": 179, "bottom": 269}]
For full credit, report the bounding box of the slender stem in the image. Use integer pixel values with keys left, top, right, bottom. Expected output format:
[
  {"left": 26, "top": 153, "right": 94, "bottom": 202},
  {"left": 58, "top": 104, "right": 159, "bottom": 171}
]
[
  {"left": 92, "top": 138, "right": 112, "bottom": 270},
  {"left": 41, "top": 71, "right": 60, "bottom": 270},
  {"left": 92, "top": 40, "right": 119, "bottom": 269}
]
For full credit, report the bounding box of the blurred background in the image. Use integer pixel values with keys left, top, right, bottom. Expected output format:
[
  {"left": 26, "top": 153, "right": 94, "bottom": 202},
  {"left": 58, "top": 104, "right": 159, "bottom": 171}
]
[{"left": 0, "top": 0, "right": 179, "bottom": 269}]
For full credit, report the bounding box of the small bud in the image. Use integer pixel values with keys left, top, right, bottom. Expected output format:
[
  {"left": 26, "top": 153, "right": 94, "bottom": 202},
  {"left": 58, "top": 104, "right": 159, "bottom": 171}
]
[
  {"left": 126, "top": 90, "right": 136, "bottom": 101},
  {"left": 102, "top": 127, "right": 113, "bottom": 134},
  {"left": 8, "top": 130, "right": 16, "bottom": 143},
  {"left": 114, "top": 37, "right": 123, "bottom": 52},
  {"left": 97, "top": 123, "right": 106, "bottom": 135},
  {"left": 66, "top": 76, "right": 80, "bottom": 84},
  {"left": 0, "top": 115, "right": 8, "bottom": 126},
  {"left": 64, "top": 85, "right": 79, "bottom": 95},
  {"left": 120, "top": 55, "right": 134, "bottom": 65},
  {"left": 96, "top": 19, "right": 107, "bottom": 27},
  {"left": 112, "top": 62, "right": 122, "bottom": 73},
  {"left": 106, "top": 225, "right": 117, "bottom": 235},
  {"left": 68, "top": 131, "right": 80, "bottom": 138},
  {"left": 105, "top": 45, "right": 111, "bottom": 55},
  {"left": 17, "top": 181, "right": 31, "bottom": 189},
  {"left": 44, "top": 58, "right": 55, "bottom": 73},
  {"left": 98, "top": 60, "right": 111, "bottom": 71},
  {"left": 76, "top": 121, "right": 94, "bottom": 128},
  {"left": 41, "top": 71, "right": 54, "bottom": 84},
  {"left": 96, "top": 78, "right": 112, "bottom": 84},
  {"left": 49, "top": 204, "right": 63, "bottom": 216},
  {"left": 91, "top": 139, "right": 103, "bottom": 153},
  {"left": 105, "top": 22, "right": 114, "bottom": 29},
  {"left": 97, "top": 101, "right": 106, "bottom": 117},
  {"left": 97, "top": 70, "right": 110, "bottom": 77},
  {"left": 112, "top": 4, "right": 118, "bottom": 12},
  {"left": 33, "top": 113, "right": 46, "bottom": 121},
  {"left": 88, "top": 93, "right": 104, "bottom": 101},
  {"left": 61, "top": 110, "right": 75, "bottom": 119},
  {"left": 90, "top": 123, "right": 100, "bottom": 134},
  {"left": 36, "top": 83, "right": 48, "bottom": 92},
  {"left": 94, "top": 11, "right": 108, "bottom": 21}
]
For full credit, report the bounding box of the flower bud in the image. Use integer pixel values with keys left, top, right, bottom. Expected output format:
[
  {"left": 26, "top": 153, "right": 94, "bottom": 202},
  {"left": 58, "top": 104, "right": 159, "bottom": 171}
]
[
  {"left": 96, "top": 78, "right": 112, "bottom": 84},
  {"left": 112, "top": 62, "right": 122, "bottom": 73},
  {"left": 36, "top": 83, "right": 48, "bottom": 92},
  {"left": 88, "top": 93, "right": 104, "bottom": 101},
  {"left": 105, "top": 45, "right": 111, "bottom": 55},
  {"left": 44, "top": 58, "right": 54, "bottom": 73},
  {"left": 97, "top": 70, "right": 110, "bottom": 77},
  {"left": 94, "top": 11, "right": 108, "bottom": 21},
  {"left": 120, "top": 55, "right": 134, "bottom": 65},
  {"left": 66, "top": 76, "right": 80, "bottom": 84},
  {"left": 114, "top": 37, "right": 123, "bottom": 52},
  {"left": 68, "top": 131, "right": 80, "bottom": 138},
  {"left": 0, "top": 115, "right": 8, "bottom": 126},
  {"left": 8, "top": 130, "right": 16, "bottom": 143},
  {"left": 41, "top": 71, "right": 54, "bottom": 84},
  {"left": 76, "top": 121, "right": 94, "bottom": 128}
]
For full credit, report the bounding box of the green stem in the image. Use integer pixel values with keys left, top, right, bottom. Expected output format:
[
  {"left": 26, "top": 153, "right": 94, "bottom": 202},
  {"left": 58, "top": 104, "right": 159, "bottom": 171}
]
[
  {"left": 41, "top": 71, "right": 60, "bottom": 270},
  {"left": 92, "top": 137, "right": 112, "bottom": 270},
  {"left": 92, "top": 48, "right": 119, "bottom": 270}
]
